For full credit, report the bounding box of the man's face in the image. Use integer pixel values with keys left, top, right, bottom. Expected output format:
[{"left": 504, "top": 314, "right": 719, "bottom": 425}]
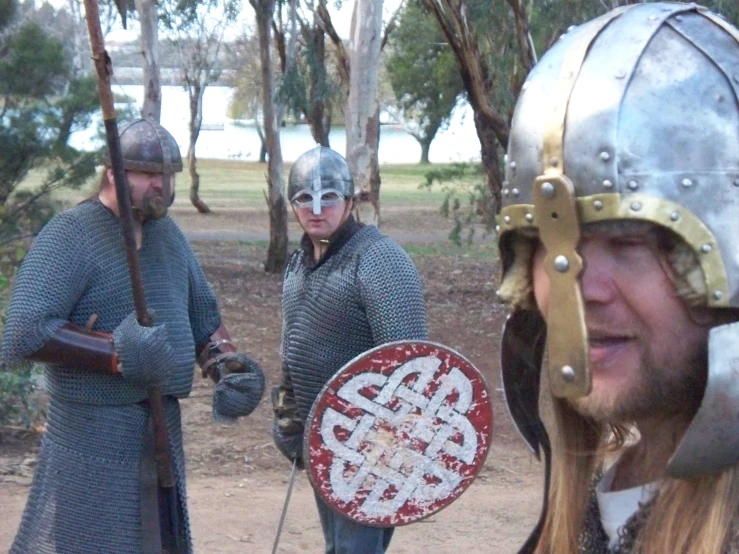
[
  {"left": 292, "top": 191, "right": 351, "bottom": 240},
  {"left": 531, "top": 223, "right": 711, "bottom": 424},
  {"left": 109, "top": 169, "right": 170, "bottom": 220}
]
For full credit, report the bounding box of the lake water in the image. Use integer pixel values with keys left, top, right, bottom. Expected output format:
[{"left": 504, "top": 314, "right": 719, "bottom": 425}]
[{"left": 70, "top": 85, "right": 482, "bottom": 164}]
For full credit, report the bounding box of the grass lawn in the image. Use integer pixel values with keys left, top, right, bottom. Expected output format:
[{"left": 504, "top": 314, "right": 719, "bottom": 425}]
[{"left": 18, "top": 159, "right": 477, "bottom": 209}]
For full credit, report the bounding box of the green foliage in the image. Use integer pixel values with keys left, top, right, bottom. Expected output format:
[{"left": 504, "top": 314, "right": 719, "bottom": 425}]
[
  {"left": 420, "top": 163, "right": 495, "bottom": 246},
  {"left": 0, "top": 4, "right": 99, "bottom": 243},
  {"left": 386, "top": 1, "right": 465, "bottom": 161}
]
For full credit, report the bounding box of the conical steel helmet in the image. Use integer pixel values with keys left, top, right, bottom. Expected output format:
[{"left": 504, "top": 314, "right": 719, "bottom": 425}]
[{"left": 105, "top": 118, "right": 183, "bottom": 174}]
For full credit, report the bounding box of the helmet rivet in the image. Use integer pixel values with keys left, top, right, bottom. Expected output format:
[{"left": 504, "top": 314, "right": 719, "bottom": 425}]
[
  {"left": 522, "top": 82, "right": 530, "bottom": 91},
  {"left": 648, "top": 14, "right": 658, "bottom": 21},
  {"left": 599, "top": 151, "right": 610, "bottom": 161},
  {"left": 510, "top": 161, "right": 517, "bottom": 169},
  {"left": 630, "top": 201, "right": 642, "bottom": 211},
  {"left": 561, "top": 365, "right": 576, "bottom": 382},
  {"left": 681, "top": 178, "right": 693, "bottom": 188},
  {"left": 670, "top": 211, "right": 680, "bottom": 221},
  {"left": 525, "top": 213, "right": 534, "bottom": 223},
  {"left": 504, "top": 216, "right": 511, "bottom": 225},
  {"left": 628, "top": 180, "right": 639, "bottom": 190},
  {"left": 554, "top": 255, "right": 570, "bottom": 273},
  {"left": 713, "top": 290, "right": 724, "bottom": 301},
  {"left": 615, "top": 70, "right": 626, "bottom": 79},
  {"left": 593, "top": 200, "right": 604, "bottom": 211},
  {"left": 541, "top": 182, "right": 556, "bottom": 198},
  {"left": 504, "top": 154, "right": 509, "bottom": 164},
  {"left": 503, "top": 188, "right": 510, "bottom": 197},
  {"left": 550, "top": 157, "right": 559, "bottom": 167},
  {"left": 512, "top": 188, "right": 520, "bottom": 197},
  {"left": 495, "top": 225, "right": 501, "bottom": 233},
  {"left": 567, "top": 25, "right": 576, "bottom": 32},
  {"left": 603, "top": 180, "right": 613, "bottom": 189},
  {"left": 675, "top": 15, "right": 683, "bottom": 22},
  {"left": 701, "top": 243, "right": 712, "bottom": 254}
]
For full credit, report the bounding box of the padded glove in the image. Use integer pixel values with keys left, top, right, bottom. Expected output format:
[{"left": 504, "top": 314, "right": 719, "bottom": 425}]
[
  {"left": 212, "top": 355, "right": 266, "bottom": 423},
  {"left": 113, "top": 312, "right": 174, "bottom": 386}
]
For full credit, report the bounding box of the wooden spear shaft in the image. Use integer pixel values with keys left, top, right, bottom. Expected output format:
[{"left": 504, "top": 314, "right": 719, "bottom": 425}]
[{"left": 82, "top": 0, "right": 175, "bottom": 491}]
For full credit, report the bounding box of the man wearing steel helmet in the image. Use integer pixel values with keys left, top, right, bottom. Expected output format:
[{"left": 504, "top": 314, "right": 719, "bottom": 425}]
[
  {"left": 272, "top": 146, "right": 428, "bottom": 554},
  {"left": 497, "top": 4, "right": 739, "bottom": 553},
  {"left": 1, "top": 119, "right": 265, "bottom": 553}
]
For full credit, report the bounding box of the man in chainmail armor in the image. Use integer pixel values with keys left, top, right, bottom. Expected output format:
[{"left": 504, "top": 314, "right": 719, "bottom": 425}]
[
  {"left": 496, "top": 4, "right": 739, "bottom": 553},
  {"left": 1, "top": 118, "right": 265, "bottom": 553},
  {"left": 272, "top": 146, "right": 428, "bottom": 554}
]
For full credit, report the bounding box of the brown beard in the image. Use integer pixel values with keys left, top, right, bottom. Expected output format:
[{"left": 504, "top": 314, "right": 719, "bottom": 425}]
[
  {"left": 570, "top": 341, "right": 707, "bottom": 425},
  {"left": 134, "top": 190, "right": 167, "bottom": 221}
]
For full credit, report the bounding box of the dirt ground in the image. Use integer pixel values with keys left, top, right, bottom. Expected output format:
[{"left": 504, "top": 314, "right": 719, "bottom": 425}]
[{"left": 0, "top": 206, "right": 543, "bottom": 553}]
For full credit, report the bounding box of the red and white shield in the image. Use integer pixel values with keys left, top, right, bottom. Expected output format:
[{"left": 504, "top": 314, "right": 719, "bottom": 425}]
[{"left": 304, "top": 340, "right": 493, "bottom": 527}]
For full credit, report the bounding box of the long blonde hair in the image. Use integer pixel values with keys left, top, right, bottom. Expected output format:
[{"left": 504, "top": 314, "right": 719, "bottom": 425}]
[{"left": 534, "top": 399, "right": 739, "bottom": 553}]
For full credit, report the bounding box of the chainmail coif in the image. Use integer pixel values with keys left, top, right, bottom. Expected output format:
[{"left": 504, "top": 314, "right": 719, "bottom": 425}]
[
  {"left": 1, "top": 199, "right": 222, "bottom": 553},
  {"left": 281, "top": 221, "right": 428, "bottom": 424}
]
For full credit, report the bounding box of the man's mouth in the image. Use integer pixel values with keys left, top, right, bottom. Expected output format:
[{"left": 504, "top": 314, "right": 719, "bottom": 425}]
[{"left": 588, "top": 332, "right": 634, "bottom": 364}]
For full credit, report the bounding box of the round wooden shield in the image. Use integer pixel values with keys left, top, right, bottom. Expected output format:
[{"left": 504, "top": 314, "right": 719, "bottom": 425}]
[{"left": 304, "top": 340, "right": 493, "bottom": 527}]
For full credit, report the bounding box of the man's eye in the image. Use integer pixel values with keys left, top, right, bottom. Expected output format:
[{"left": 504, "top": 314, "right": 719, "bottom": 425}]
[
  {"left": 294, "top": 194, "right": 313, "bottom": 204},
  {"left": 322, "top": 192, "right": 340, "bottom": 201}
]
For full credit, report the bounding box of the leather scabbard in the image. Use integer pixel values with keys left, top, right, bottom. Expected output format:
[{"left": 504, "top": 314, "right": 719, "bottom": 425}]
[{"left": 29, "top": 323, "right": 119, "bottom": 375}]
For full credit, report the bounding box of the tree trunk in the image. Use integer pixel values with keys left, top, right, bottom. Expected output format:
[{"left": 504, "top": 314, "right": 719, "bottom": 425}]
[
  {"left": 135, "top": 0, "right": 161, "bottom": 122},
  {"left": 346, "top": 0, "right": 383, "bottom": 226},
  {"left": 306, "top": 24, "right": 330, "bottom": 147},
  {"left": 252, "top": 0, "right": 288, "bottom": 273},
  {"left": 419, "top": 140, "right": 431, "bottom": 164},
  {"left": 474, "top": 110, "right": 502, "bottom": 214},
  {"left": 188, "top": 81, "right": 210, "bottom": 213}
]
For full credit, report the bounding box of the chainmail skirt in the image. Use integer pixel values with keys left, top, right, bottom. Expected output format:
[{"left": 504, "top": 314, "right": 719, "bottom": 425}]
[{"left": 10, "top": 395, "right": 191, "bottom": 554}]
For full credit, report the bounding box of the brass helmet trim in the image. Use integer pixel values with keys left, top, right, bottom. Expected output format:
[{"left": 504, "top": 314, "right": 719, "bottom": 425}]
[{"left": 500, "top": 192, "right": 730, "bottom": 308}]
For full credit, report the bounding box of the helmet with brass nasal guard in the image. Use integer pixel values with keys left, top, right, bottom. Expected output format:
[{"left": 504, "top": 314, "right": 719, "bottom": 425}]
[{"left": 497, "top": 2, "right": 739, "bottom": 478}]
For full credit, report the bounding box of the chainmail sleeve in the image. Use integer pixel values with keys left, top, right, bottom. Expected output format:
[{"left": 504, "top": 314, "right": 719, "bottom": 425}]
[
  {"left": 1, "top": 211, "right": 94, "bottom": 366},
  {"left": 357, "top": 237, "right": 428, "bottom": 345}
]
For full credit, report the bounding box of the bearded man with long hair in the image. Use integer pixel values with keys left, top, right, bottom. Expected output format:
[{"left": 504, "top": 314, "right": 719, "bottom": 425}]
[{"left": 496, "top": 3, "right": 739, "bottom": 553}]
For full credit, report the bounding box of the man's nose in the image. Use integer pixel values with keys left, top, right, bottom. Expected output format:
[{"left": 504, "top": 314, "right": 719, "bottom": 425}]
[{"left": 579, "top": 241, "right": 616, "bottom": 304}]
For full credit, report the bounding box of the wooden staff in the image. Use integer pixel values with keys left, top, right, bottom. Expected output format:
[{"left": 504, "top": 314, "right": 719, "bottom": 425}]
[{"left": 82, "top": 0, "right": 180, "bottom": 549}]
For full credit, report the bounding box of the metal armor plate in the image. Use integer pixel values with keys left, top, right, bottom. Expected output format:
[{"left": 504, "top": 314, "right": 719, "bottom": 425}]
[{"left": 304, "top": 340, "right": 493, "bottom": 527}]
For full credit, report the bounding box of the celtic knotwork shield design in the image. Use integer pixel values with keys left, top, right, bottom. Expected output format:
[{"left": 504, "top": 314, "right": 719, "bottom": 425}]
[{"left": 304, "top": 341, "right": 493, "bottom": 527}]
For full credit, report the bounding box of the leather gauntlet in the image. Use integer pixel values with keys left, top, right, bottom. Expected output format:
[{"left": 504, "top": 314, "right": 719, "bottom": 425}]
[{"left": 29, "top": 323, "right": 119, "bottom": 375}]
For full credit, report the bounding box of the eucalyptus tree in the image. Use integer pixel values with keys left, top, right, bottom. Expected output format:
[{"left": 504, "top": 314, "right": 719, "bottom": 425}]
[
  {"left": 228, "top": 31, "right": 268, "bottom": 161},
  {"left": 161, "top": 0, "right": 240, "bottom": 213},
  {"left": 317, "top": 0, "right": 402, "bottom": 226},
  {"left": 250, "top": 0, "right": 289, "bottom": 273},
  {"left": 386, "top": 0, "right": 464, "bottom": 163},
  {"left": 274, "top": 0, "right": 342, "bottom": 147}
]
